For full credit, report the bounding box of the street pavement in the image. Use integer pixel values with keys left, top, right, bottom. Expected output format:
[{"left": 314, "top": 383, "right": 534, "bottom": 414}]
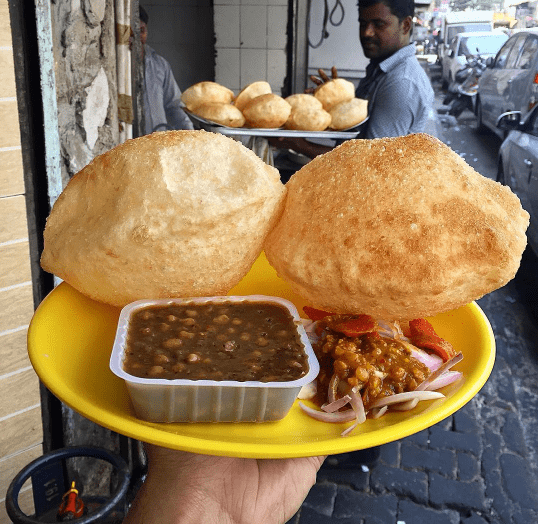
[{"left": 287, "top": 62, "right": 538, "bottom": 524}]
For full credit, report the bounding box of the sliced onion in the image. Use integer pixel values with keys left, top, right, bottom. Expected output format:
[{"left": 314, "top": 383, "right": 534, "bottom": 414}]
[
  {"left": 403, "top": 342, "right": 444, "bottom": 371},
  {"left": 340, "top": 387, "right": 368, "bottom": 437},
  {"left": 299, "top": 402, "right": 357, "bottom": 423},
  {"left": 416, "top": 352, "right": 463, "bottom": 391},
  {"left": 301, "top": 319, "right": 320, "bottom": 344},
  {"left": 301, "top": 319, "right": 317, "bottom": 333},
  {"left": 371, "top": 405, "right": 388, "bottom": 419},
  {"left": 298, "top": 380, "right": 317, "bottom": 400},
  {"left": 376, "top": 319, "right": 397, "bottom": 338},
  {"left": 376, "top": 319, "right": 409, "bottom": 341},
  {"left": 369, "top": 390, "right": 445, "bottom": 410},
  {"left": 322, "top": 395, "right": 352, "bottom": 412},
  {"left": 423, "top": 370, "right": 462, "bottom": 391},
  {"left": 328, "top": 373, "right": 340, "bottom": 404},
  {"left": 349, "top": 387, "right": 366, "bottom": 425},
  {"left": 341, "top": 419, "right": 361, "bottom": 437},
  {"left": 390, "top": 398, "right": 420, "bottom": 411},
  {"left": 392, "top": 321, "right": 408, "bottom": 341}
]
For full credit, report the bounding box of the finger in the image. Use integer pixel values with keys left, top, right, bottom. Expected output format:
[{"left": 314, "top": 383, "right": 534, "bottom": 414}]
[
  {"left": 310, "top": 455, "right": 327, "bottom": 471},
  {"left": 331, "top": 66, "right": 338, "bottom": 79},
  {"left": 318, "top": 69, "right": 330, "bottom": 82},
  {"left": 309, "top": 75, "right": 323, "bottom": 86}
]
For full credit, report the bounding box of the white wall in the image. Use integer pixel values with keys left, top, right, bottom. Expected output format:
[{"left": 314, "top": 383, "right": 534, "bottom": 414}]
[
  {"left": 307, "top": 0, "right": 368, "bottom": 81},
  {"left": 142, "top": 1, "right": 370, "bottom": 97},
  {"left": 213, "top": 0, "right": 289, "bottom": 95}
]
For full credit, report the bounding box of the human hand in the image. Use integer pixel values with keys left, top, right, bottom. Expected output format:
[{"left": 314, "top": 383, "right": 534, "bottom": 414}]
[
  {"left": 305, "top": 66, "right": 339, "bottom": 94},
  {"left": 124, "top": 444, "right": 326, "bottom": 524}
]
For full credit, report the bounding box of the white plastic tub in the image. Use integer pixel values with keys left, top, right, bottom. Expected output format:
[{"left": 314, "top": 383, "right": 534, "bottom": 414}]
[{"left": 110, "top": 295, "right": 319, "bottom": 423}]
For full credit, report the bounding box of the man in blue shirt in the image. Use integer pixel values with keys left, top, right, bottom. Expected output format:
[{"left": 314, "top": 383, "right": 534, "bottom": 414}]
[
  {"left": 271, "top": 0, "right": 436, "bottom": 157},
  {"left": 139, "top": 6, "right": 193, "bottom": 135},
  {"left": 355, "top": 0, "right": 436, "bottom": 139}
]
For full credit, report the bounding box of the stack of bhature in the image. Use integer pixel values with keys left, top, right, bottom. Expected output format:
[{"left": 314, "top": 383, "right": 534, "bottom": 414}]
[
  {"left": 264, "top": 133, "right": 529, "bottom": 321},
  {"left": 234, "top": 81, "right": 272, "bottom": 112},
  {"left": 180, "top": 71, "right": 369, "bottom": 131},
  {"left": 41, "top": 130, "right": 286, "bottom": 307},
  {"left": 191, "top": 103, "right": 246, "bottom": 128},
  {"left": 242, "top": 93, "right": 292, "bottom": 128},
  {"left": 284, "top": 94, "right": 332, "bottom": 131},
  {"left": 313, "top": 77, "right": 355, "bottom": 111},
  {"left": 180, "top": 81, "right": 234, "bottom": 111},
  {"left": 180, "top": 81, "right": 245, "bottom": 127},
  {"left": 329, "top": 98, "right": 368, "bottom": 130}
]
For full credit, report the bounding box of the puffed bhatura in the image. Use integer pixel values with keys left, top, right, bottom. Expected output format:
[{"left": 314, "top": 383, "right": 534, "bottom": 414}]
[
  {"left": 180, "top": 81, "right": 234, "bottom": 111},
  {"left": 41, "top": 130, "right": 286, "bottom": 307},
  {"left": 234, "top": 81, "right": 272, "bottom": 111},
  {"left": 284, "top": 106, "right": 332, "bottom": 131},
  {"left": 285, "top": 94, "right": 323, "bottom": 112},
  {"left": 284, "top": 94, "right": 330, "bottom": 131},
  {"left": 329, "top": 98, "right": 368, "bottom": 130},
  {"left": 314, "top": 78, "right": 355, "bottom": 111},
  {"left": 242, "top": 93, "right": 292, "bottom": 128},
  {"left": 264, "top": 133, "right": 529, "bottom": 321},
  {"left": 190, "top": 102, "right": 246, "bottom": 127}
]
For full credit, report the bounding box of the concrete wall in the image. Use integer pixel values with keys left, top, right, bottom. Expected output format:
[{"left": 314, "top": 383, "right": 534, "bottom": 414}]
[
  {"left": 0, "top": 0, "right": 43, "bottom": 520},
  {"left": 0, "top": 2, "right": 124, "bottom": 519},
  {"left": 214, "top": 0, "right": 289, "bottom": 95},
  {"left": 51, "top": 0, "right": 119, "bottom": 186}
]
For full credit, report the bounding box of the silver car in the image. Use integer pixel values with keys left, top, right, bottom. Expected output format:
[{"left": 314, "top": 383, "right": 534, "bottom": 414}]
[
  {"left": 441, "top": 31, "right": 508, "bottom": 86},
  {"left": 476, "top": 29, "right": 538, "bottom": 138},
  {"left": 497, "top": 107, "right": 538, "bottom": 254}
]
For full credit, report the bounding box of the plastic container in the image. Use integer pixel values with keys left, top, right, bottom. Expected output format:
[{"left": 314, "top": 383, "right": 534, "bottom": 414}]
[{"left": 110, "top": 295, "right": 319, "bottom": 423}]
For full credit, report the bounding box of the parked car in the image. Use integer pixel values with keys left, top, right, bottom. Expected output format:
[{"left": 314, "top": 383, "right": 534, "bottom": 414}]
[
  {"left": 441, "top": 31, "right": 508, "bottom": 86},
  {"left": 437, "top": 10, "right": 494, "bottom": 65},
  {"left": 496, "top": 107, "right": 538, "bottom": 254},
  {"left": 476, "top": 29, "right": 538, "bottom": 138}
]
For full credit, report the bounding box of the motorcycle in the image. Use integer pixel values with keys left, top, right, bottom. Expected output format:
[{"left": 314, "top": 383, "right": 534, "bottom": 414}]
[{"left": 443, "top": 55, "right": 487, "bottom": 118}]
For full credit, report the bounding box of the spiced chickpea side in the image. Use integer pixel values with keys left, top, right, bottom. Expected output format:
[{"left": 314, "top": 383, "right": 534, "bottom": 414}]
[
  {"left": 313, "top": 322, "right": 431, "bottom": 410},
  {"left": 123, "top": 301, "right": 309, "bottom": 382}
]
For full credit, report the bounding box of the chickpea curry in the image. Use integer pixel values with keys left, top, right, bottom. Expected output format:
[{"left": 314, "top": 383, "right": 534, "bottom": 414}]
[
  {"left": 123, "top": 301, "right": 309, "bottom": 382},
  {"left": 305, "top": 308, "right": 458, "bottom": 412},
  {"left": 314, "top": 326, "right": 431, "bottom": 410}
]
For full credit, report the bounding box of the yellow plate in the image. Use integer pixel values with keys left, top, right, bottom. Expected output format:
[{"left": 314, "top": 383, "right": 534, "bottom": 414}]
[{"left": 28, "top": 253, "right": 495, "bottom": 458}]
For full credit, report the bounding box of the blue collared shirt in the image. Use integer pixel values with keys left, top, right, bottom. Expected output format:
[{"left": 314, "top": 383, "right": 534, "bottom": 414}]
[
  {"left": 356, "top": 44, "right": 436, "bottom": 139},
  {"left": 143, "top": 45, "right": 194, "bottom": 135}
]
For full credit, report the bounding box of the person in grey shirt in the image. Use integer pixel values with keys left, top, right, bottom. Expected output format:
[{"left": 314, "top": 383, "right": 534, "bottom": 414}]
[
  {"left": 355, "top": 0, "right": 436, "bottom": 139},
  {"left": 270, "top": 0, "right": 437, "bottom": 158},
  {"left": 139, "top": 6, "right": 193, "bottom": 135}
]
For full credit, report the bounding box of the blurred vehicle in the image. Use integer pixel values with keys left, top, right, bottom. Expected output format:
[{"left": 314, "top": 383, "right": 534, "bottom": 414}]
[
  {"left": 438, "top": 10, "right": 494, "bottom": 65},
  {"left": 476, "top": 29, "right": 538, "bottom": 138},
  {"left": 497, "top": 107, "right": 538, "bottom": 254},
  {"left": 443, "top": 55, "right": 488, "bottom": 117},
  {"left": 456, "top": 55, "right": 489, "bottom": 113},
  {"left": 441, "top": 31, "right": 508, "bottom": 86}
]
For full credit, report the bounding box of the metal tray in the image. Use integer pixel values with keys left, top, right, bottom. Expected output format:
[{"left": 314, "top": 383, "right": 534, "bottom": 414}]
[{"left": 185, "top": 111, "right": 367, "bottom": 140}]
